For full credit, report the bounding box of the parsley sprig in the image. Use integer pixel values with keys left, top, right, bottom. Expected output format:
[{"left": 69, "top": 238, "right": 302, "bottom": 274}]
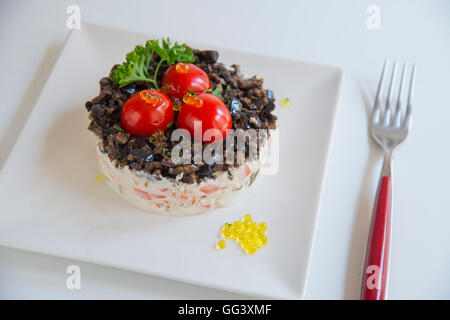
[
  {"left": 205, "top": 87, "right": 223, "bottom": 98},
  {"left": 112, "top": 38, "right": 195, "bottom": 89}
]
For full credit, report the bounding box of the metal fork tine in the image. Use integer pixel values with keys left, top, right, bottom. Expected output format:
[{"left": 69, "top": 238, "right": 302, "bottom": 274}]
[
  {"left": 394, "top": 63, "right": 407, "bottom": 127},
  {"left": 375, "top": 59, "right": 389, "bottom": 109},
  {"left": 387, "top": 61, "right": 399, "bottom": 108},
  {"left": 383, "top": 61, "right": 399, "bottom": 125},
  {"left": 396, "top": 63, "right": 407, "bottom": 113},
  {"left": 404, "top": 64, "right": 417, "bottom": 129},
  {"left": 372, "top": 59, "right": 389, "bottom": 124}
]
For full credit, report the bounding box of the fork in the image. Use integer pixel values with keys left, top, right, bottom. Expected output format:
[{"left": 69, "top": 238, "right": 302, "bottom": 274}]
[{"left": 360, "top": 60, "right": 417, "bottom": 300}]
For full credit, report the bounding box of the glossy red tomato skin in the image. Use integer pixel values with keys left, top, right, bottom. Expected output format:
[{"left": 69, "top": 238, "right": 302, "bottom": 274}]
[
  {"left": 177, "top": 93, "right": 232, "bottom": 143},
  {"left": 121, "top": 89, "right": 174, "bottom": 136},
  {"left": 161, "top": 63, "right": 211, "bottom": 99}
]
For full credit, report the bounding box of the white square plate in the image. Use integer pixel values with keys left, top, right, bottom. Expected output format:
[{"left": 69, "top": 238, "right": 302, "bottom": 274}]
[{"left": 0, "top": 23, "right": 342, "bottom": 299}]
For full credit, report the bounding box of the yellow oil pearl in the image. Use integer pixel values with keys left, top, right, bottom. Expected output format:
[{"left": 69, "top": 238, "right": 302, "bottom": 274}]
[
  {"left": 221, "top": 226, "right": 232, "bottom": 238},
  {"left": 245, "top": 246, "right": 257, "bottom": 255},
  {"left": 261, "top": 235, "right": 268, "bottom": 246},
  {"left": 95, "top": 173, "right": 106, "bottom": 182},
  {"left": 172, "top": 99, "right": 182, "bottom": 111},
  {"left": 241, "top": 236, "right": 251, "bottom": 244},
  {"left": 216, "top": 240, "right": 227, "bottom": 250},
  {"left": 279, "top": 97, "right": 294, "bottom": 108},
  {"left": 217, "top": 214, "right": 268, "bottom": 255},
  {"left": 153, "top": 129, "right": 164, "bottom": 137},
  {"left": 253, "top": 238, "right": 263, "bottom": 248},
  {"left": 148, "top": 135, "right": 158, "bottom": 144},
  {"left": 259, "top": 222, "right": 268, "bottom": 232}
]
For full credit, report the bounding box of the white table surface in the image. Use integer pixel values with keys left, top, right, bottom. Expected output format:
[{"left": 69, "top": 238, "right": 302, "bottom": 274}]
[{"left": 1, "top": 0, "right": 449, "bottom": 299}]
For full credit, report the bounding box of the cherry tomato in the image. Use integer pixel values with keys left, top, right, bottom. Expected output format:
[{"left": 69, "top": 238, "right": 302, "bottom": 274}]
[
  {"left": 161, "top": 63, "right": 211, "bottom": 99},
  {"left": 177, "top": 92, "right": 232, "bottom": 143},
  {"left": 121, "top": 89, "right": 174, "bottom": 136}
]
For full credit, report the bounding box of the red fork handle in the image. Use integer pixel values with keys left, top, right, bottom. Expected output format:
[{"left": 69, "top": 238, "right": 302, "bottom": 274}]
[{"left": 361, "top": 175, "right": 392, "bottom": 300}]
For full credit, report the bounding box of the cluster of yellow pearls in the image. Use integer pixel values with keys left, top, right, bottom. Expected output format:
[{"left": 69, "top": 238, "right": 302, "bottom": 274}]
[
  {"left": 183, "top": 92, "right": 203, "bottom": 108},
  {"left": 216, "top": 214, "right": 268, "bottom": 255},
  {"left": 140, "top": 90, "right": 163, "bottom": 106},
  {"left": 175, "top": 62, "right": 190, "bottom": 74}
]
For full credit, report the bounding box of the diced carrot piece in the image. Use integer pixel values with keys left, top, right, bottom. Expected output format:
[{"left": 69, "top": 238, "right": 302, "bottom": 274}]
[
  {"left": 180, "top": 193, "right": 189, "bottom": 200},
  {"left": 191, "top": 197, "right": 196, "bottom": 205},
  {"left": 161, "top": 188, "right": 169, "bottom": 192},
  {"left": 153, "top": 194, "right": 166, "bottom": 199},
  {"left": 163, "top": 200, "right": 169, "bottom": 205},
  {"left": 200, "top": 184, "right": 220, "bottom": 194},
  {"left": 203, "top": 204, "right": 212, "bottom": 209},
  {"left": 244, "top": 163, "right": 251, "bottom": 177},
  {"left": 133, "top": 188, "right": 152, "bottom": 200},
  {"left": 156, "top": 203, "right": 162, "bottom": 208},
  {"left": 172, "top": 192, "right": 178, "bottom": 198}
]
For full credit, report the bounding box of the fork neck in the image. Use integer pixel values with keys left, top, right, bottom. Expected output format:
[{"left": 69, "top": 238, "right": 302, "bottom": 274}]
[{"left": 381, "top": 149, "right": 393, "bottom": 177}]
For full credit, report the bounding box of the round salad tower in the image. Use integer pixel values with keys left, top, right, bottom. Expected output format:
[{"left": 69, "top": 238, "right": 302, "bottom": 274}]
[{"left": 85, "top": 39, "right": 277, "bottom": 216}]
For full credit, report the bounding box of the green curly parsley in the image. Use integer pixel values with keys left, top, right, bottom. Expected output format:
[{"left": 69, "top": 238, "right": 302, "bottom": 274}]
[
  {"left": 112, "top": 38, "right": 195, "bottom": 89},
  {"left": 204, "top": 87, "right": 222, "bottom": 98}
]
